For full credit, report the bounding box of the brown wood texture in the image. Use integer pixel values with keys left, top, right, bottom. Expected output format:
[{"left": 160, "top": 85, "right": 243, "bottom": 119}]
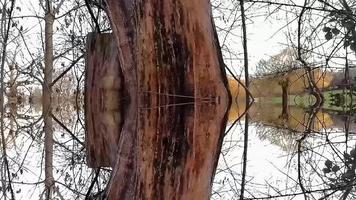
[
  {"left": 84, "top": 0, "right": 232, "bottom": 199},
  {"left": 85, "top": 33, "right": 123, "bottom": 168}
]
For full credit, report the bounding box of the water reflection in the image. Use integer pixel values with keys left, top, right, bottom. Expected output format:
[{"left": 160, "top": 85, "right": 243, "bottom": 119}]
[
  {"left": 213, "top": 72, "right": 356, "bottom": 199},
  {"left": 5, "top": 62, "right": 356, "bottom": 199},
  {"left": 5, "top": 72, "right": 356, "bottom": 200}
]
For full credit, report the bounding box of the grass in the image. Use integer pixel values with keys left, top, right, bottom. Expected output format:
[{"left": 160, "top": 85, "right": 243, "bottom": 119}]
[
  {"left": 291, "top": 94, "right": 315, "bottom": 108},
  {"left": 257, "top": 97, "right": 282, "bottom": 104},
  {"left": 266, "top": 89, "right": 356, "bottom": 112}
]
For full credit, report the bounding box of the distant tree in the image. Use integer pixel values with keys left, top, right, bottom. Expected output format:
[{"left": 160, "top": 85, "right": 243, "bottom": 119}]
[
  {"left": 256, "top": 48, "right": 303, "bottom": 120},
  {"left": 256, "top": 48, "right": 302, "bottom": 77}
]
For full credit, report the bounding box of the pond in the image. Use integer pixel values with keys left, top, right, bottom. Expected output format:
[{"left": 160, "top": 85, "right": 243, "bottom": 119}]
[
  {"left": 214, "top": 98, "right": 356, "bottom": 199},
  {"left": 6, "top": 75, "right": 356, "bottom": 200}
]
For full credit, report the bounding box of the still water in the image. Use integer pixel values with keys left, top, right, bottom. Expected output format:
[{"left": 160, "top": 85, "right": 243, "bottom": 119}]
[
  {"left": 214, "top": 100, "right": 356, "bottom": 199},
  {"left": 4, "top": 79, "right": 356, "bottom": 199}
]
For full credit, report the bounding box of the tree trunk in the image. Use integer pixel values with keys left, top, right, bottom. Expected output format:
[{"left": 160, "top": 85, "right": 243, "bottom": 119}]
[
  {"left": 279, "top": 79, "right": 289, "bottom": 120},
  {"left": 102, "top": 1, "right": 231, "bottom": 199},
  {"left": 85, "top": 33, "right": 123, "bottom": 168},
  {"left": 0, "top": 1, "right": 16, "bottom": 198},
  {"left": 8, "top": 64, "right": 17, "bottom": 104},
  {"left": 43, "top": 10, "right": 54, "bottom": 199}
]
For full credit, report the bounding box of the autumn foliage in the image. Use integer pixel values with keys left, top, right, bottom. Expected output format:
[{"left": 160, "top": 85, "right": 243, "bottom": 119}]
[{"left": 250, "top": 69, "right": 333, "bottom": 97}]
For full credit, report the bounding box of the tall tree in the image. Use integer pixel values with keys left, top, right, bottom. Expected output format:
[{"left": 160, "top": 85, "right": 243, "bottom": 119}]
[
  {"left": 256, "top": 48, "right": 300, "bottom": 119},
  {"left": 99, "top": 0, "right": 231, "bottom": 199},
  {"left": 43, "top": 0, "right": 54, "bottom": 198},
  {"left": 0, "top": 0, "right": 16, "bottom": 199}
]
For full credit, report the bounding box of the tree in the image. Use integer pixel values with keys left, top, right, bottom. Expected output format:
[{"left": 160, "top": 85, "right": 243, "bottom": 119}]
[
  {"left": 211, "top": 0, "right": 356, "bottom": 199},
  {"left": 43, "top": 1, "right": 55, "bottom": 197},
  {"left": 92, "top": 0, "right": 232, "bottom": 198},
  {"left": 256, "top": 48, "right": 302, "bottom": 77},
  {"left": 255, "top": 48, "right": 301, "bottom": 120},
  {"left": 322, "top": 1, "right": 356, "bottom": 53},
  {"left": 0, "top": 0, "right": 112, "bottom": 199},
  {"left": 0, "top": 0, "right": 16, "bottom": 198}
]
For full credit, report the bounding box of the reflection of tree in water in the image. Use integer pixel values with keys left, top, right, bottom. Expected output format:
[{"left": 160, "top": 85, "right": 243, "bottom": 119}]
[
  {"left": 255, "top": 124, "right": 301, "bottom": 152},
  {"left": 0, "top": 86, "right": 111, "bottom": 199},
  {"left": 223, "top": 70, "right": 356, "bottom": 199},
  {"left": 219, "top": 101, "right": 356, "bottom": 199},
  {"left": 291, "top": 132, "right": 356, "bottom": 199},
  {"left": 322, "top": 147, "right": 356, "bottom": 196},
  {"left": 0, "top": 37, "right": 108, "bottom": 200},
  {"left": 229, "top": 99, "right": 334, "bottom": 151}
]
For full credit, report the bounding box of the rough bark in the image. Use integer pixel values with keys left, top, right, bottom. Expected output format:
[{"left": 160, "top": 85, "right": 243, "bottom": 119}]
[
  {"left": 43, "top": 10, "right": 54, "bottom": 199},
  {"left": 105, "top": 1, "right": 139, "bottom": 198},
  {"left": 101, "top": 0, "right": 231, "bottom": 199},
  {"left": 85, "top": 33, "right": 123, "bottom": 168}
]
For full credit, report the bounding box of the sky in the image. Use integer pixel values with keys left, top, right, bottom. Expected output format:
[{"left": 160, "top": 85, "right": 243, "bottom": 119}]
[{"left": 214, "top": 0, "right": 294, "bottom": 76}]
